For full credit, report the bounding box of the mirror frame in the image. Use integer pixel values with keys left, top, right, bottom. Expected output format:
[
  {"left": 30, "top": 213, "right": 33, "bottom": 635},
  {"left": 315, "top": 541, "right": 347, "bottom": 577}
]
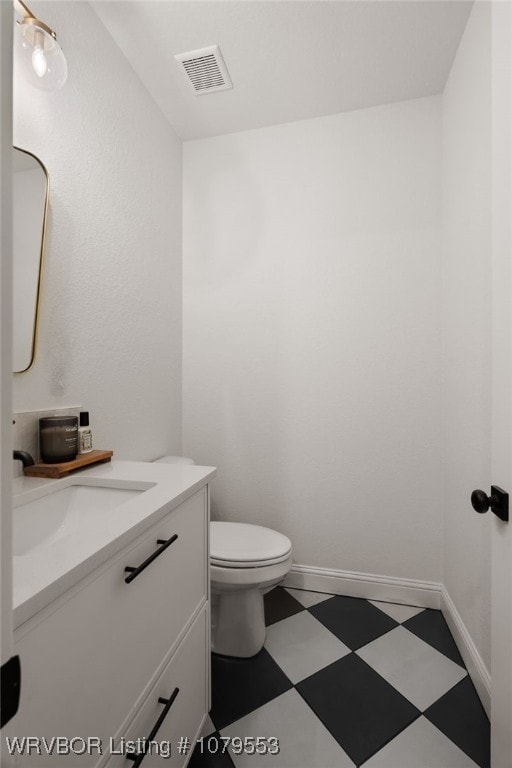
[{"left": 13, "top": 146, "right": 49, "bottom": 374}]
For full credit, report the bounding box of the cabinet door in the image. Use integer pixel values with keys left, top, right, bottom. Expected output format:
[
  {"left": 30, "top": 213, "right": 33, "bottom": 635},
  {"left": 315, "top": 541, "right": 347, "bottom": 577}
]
[
  {"left": 3, "top": 489, "right": 207, "bottom": 766},
  {"left": 106, "top": 607, "right": 208, "bottom": 768}
]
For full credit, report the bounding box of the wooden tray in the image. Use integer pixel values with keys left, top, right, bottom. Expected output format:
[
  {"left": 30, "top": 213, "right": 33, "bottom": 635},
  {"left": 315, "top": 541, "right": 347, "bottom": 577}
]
[{"left": 23, "top": 450, "right": 113, "bottom": 479}]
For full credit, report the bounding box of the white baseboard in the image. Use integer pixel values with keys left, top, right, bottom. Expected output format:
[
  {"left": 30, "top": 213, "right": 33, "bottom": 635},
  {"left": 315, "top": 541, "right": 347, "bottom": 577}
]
[
  {"left": 283, "top": 564, "right": 490, "bottom": 717},
  {"left": 441, "top": 586, "right": 491, "bottom": 717},
  {"left": 283, "top": 564, "right": 442, "bottom": 609}
]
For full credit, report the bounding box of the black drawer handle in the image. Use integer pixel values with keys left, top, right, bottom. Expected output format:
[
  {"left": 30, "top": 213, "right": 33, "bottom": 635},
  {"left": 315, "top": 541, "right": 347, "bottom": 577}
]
[
  {"left": 124, "top": 534, "right": 178, "bottom": 584},
  {"left": 126, "top": 687, "right": 179, "bottom": 767}
]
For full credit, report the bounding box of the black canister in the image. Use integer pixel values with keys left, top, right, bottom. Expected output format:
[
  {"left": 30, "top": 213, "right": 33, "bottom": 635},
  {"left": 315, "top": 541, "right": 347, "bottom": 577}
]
[{"left": 39, "top": 415, "right": 78, "bottom": 463}]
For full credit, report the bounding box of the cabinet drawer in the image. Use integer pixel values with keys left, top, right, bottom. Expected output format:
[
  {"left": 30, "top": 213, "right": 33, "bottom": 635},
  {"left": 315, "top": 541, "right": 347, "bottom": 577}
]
[
  {"left": 8, "top": 489, "right": 207, "bottom": 765},
  {"left": 106, "top": 607, "right": 208, "bottom": 768}
]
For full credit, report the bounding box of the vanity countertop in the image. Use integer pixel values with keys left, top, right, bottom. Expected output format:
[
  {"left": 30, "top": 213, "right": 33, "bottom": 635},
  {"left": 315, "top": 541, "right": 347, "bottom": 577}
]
[{"left": 12, "top": 460, "right": 216, "bottom": 629}]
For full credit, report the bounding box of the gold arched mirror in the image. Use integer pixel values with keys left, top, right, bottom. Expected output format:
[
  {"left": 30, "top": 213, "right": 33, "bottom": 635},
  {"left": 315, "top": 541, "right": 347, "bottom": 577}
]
[{"left": 13, "top": 146, "right": 49, "bottom": 373}]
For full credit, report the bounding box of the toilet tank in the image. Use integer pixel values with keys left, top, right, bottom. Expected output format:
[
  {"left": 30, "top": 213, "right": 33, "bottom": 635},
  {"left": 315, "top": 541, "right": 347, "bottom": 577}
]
[{"left": 153, "top": 455, "right": 196, "bottom": 465}]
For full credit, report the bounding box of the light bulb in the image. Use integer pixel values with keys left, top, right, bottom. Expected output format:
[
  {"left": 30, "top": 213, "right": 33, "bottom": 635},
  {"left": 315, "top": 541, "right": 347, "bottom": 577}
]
[
  {"left": 15, "top": 18, "right": 68, "bottom": 90},
  {"left": 31, "top": 44, "right": 47, "bottom": 78}
]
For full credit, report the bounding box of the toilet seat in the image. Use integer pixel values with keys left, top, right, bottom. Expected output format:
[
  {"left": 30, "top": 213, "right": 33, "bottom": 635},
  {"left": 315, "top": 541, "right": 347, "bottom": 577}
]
[{"left": 210, "top": 522, "right": 292, "bottom": 568}]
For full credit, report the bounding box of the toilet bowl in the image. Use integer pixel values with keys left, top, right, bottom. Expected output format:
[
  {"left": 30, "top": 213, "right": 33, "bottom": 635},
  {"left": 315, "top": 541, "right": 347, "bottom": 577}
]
[{"left": 154, "top": 456, "right": 293, "bottom": 658}]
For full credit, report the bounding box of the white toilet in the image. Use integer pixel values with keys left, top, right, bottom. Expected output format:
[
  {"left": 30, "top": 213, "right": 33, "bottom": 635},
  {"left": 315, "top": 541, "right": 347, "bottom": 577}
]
[
  {"left": 154, "top": 456, "right": 293, "bottom": 658},
  {"left": 210, "top": 521, "right": 293, "bottom": 657}
]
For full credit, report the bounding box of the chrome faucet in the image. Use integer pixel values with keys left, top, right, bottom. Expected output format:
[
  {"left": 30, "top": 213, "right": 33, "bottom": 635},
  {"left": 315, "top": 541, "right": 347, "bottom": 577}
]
[{"left": 13, "top": 450, "right": 35, "bottom": 467}]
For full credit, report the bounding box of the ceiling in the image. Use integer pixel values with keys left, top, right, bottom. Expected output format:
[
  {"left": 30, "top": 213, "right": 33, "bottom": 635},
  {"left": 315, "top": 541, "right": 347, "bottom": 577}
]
[{"left": 91, "top": 1, "right": 472, "bottom": 141}]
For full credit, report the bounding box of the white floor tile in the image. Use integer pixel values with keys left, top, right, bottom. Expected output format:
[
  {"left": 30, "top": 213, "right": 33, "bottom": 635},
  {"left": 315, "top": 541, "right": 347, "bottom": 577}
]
[
  {"left": 221, "top": 689, "right": 355, "bottom": 768},
  {"left": 265, "top": 610, "right": 350, "bottom": 683},
  {"left": 285, "top": 588, "right": 334, "bottom": 608},
  {"left": 362, "top": 716, "right": 479, "bottom": 767},
  {"left": 357, "top": 626, "right": 467, "bottom": 711},
  {"left": 369, "top": 600, "right": 425, "bottom": 623}
]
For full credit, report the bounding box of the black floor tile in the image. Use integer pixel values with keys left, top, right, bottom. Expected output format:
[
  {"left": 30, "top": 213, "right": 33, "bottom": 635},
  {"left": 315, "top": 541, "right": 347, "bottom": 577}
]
[
  {"left": 402, "top": 609, "right": 465, "bottom": 666},
  {"left": 296, "top": 653, "right": 420, "bottom": 766},
  {"left": 425, "top": 676, "right": 490, "bottom": 768},
  {"left": 309, "top": 595, "right": 398, "bottom": 650},
  {"left": 264, "top": 586, "right": 304, "bottom": 626},
  {"left": 189, "top": 733, "right": 236, "bottom": 768},
  {"left": 210, "top": 649, "right": 293, "bottom": 731}
]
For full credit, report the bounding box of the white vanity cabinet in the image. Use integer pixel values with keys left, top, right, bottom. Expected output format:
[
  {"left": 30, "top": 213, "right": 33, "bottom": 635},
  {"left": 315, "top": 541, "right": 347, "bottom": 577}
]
[{"left": 5, "top": 484, "right": 210, "bottom": 768}]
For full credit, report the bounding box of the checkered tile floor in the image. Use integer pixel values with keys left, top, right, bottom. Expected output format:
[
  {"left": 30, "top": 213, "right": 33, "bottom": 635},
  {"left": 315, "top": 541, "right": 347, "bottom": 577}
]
[{"left": 190, "top": 587, "right": 490, "bottom": 768}]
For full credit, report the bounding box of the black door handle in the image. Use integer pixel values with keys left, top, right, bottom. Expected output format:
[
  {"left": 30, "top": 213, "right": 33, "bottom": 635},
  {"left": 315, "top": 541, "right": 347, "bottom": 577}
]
[
  {"left": 124, "top": 534, "right": 178, "bottom": 583},
  {"left": 126, "top": 687, "right": 179, "bottom": 767},
  {"left": 471, "top": 486, "right": 509, "bottom": 522}
]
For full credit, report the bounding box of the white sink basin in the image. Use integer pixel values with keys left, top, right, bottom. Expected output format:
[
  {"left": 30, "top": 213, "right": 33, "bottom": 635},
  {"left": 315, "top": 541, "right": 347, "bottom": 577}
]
[{"left": 14, "top": 484, "right": 143, "bottom": 557}]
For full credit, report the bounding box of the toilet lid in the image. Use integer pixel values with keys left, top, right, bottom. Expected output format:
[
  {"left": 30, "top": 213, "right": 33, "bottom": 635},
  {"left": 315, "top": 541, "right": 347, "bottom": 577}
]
[{"left": 210, "top": 522, "right": 292, "bottom": 567}]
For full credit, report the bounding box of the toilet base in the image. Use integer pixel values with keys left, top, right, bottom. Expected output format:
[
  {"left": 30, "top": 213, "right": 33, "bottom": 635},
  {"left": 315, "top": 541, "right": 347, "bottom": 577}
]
[
  {"left": 211, "top": 588, "right": 266, "bottom": 658},
  {"left": 210, "top": 556, "right": 293, "bottom": 659}
]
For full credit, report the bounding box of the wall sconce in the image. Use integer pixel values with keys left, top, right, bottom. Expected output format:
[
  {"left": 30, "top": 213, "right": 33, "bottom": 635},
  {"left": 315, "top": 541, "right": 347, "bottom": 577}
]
[{"left": 14, "top": 0, "right": 67, "bottom": 90}]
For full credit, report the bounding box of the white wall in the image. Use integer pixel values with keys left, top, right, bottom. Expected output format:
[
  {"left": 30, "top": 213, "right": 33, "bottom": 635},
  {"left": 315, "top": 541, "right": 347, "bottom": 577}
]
[
  {"left": 13, "top": 1, "right": 183, "bottom": 460},
  {"left": 183, "top": 97, "right": 444, "bottom": 582},
  {"left": 442, "top": 2, "right": 492, "bottom": 672}
]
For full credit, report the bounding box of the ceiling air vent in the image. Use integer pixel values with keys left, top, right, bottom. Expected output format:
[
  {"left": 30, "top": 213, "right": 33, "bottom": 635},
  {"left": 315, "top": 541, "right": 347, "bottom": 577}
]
[{"left": 174, "top": 44, "right": 233, "bottom": 95}]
